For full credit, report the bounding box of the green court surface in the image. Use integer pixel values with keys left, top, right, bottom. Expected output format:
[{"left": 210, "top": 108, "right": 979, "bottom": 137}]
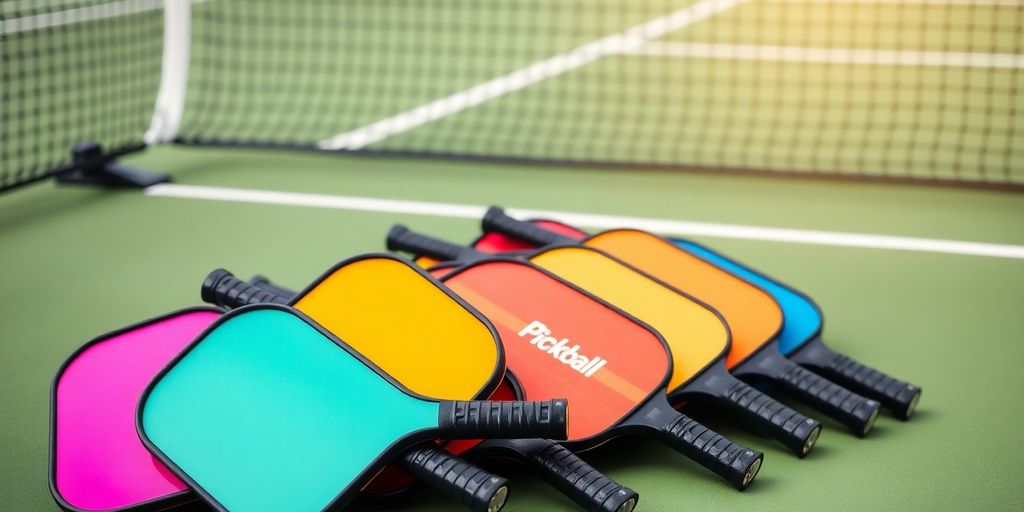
[{"left": 2, "top": 146, "right": 1023, "bottom": 511}]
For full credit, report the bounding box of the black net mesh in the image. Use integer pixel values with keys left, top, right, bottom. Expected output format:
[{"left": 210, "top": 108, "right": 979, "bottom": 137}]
[
  {"left": 1, "top": 0, "right": 163, "bottom": 191},
  {"left": 3, "top": 0, "right": 1022, "bottom": 191},
  {"left": 176, "top": 0, "right": 1023, "bottom": 187}
]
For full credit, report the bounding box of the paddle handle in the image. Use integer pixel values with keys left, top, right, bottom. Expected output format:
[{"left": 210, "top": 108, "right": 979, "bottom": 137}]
[
  {"left": 201, "top": 269, "right": 290, "bottom": 308},
  {"left": 248, "top": 275, "right": 298, "bottom": 299},
  {"left": 481, "top": 207, "right": 576, "bottom": 246},
  {"left": 438, "top": 399, "right": 568, "bottom": 440},
  {"left": 518, "top": 439, "right": 639, "bottom": 512},
  {"left": 399, "top": 445, "right": 509, "bottom": 512},
  {"left": 387, "top": 224, "right": 476, "bottom": 262},
  {"left": 791, "top": 343, "right": 921, "bottom": 420},
  {"left": 776, "top": 363, "right": 881, "bottom": 437},
  {"left": 717, "top": 379, "right": 822, "bottom": 457},
  {"left": 826, "top": 354, "right": 921, "bottom": 420},
  {"left": 656, "top": 413, "right": 763, "bottom": 491}
]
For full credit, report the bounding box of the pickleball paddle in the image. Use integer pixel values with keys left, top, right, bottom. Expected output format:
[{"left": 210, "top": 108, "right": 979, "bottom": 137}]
[
  {"left": 674, "top": 240, "right": 922, "bottom": 420},
  {"left": 479, "top": 208, "right": 881, "bottom": 436},
  {"left": 387, "top": 226, "right": 820, "bottom": 458},
  {"left": 138, "top": 305, "right": 568, "bottom": 512},
  {"left": 232, "top": 277, "right": 646, "bottom": 512},
  {"left": 50, "top": 308, "right": 221, "bottom": 512},
  {"left": 50, "top": 255, "right": 515, "bottom": 512},
  {"left": 467, "top": 219, "right": 921, "bottom": 420},
  {"left": 199, "top": 254, "right": 527, "bottom": 511}
]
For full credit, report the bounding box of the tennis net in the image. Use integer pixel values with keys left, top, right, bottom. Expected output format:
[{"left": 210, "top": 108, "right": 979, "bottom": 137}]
[{"left": 2, "top": 0, "right": 1022, "bottom": 192}]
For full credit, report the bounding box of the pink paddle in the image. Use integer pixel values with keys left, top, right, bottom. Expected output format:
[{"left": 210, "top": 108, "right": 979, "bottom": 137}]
[{"left": 51, "top": 308, "right": 221, "bottom": 511}]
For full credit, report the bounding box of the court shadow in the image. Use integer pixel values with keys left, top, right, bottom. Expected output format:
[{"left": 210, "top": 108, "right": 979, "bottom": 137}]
[
  {"left": 125, "top": 147, "right": 245, "bottom": 182},
  {"left": 905, "top": 408, "right": 934, "bottom": 422},
  {"left": 736, "top": 384, "right": 910, "bottom": 443},
  {"left": 360, "top": 460, "right": 581, "bottom": 512},
  {"left": 583, "top": 434, "right": 740, "bottom": 488},
  {"left": 798, "top": 442, "right": 833, "bottom": 460},
  {"left": 856, "top": 407, "right": 933, "bottom": 441},
  {"left": 679, "top": 401, "right": 816, "bottom": 460},
  {"left": 738, "top": 473, "right": 782, "bottom": 493}
]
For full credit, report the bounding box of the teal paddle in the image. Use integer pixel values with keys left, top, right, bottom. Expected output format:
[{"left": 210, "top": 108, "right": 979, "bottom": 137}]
[{"left": 138, "top": 305, "right": 568, "bottom": 512}]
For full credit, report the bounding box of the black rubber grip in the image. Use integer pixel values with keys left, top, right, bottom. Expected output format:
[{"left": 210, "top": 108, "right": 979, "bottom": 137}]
[
  {"left": 776, "top": 363, "right": 881, "bottom": 437},
  {"left": 399, "top": 445, "right": 509, "bottom": 512},
  {"left": 437, "top": 399, "right": 568, "bottom": 441},
  {"left": 719, "top": 379, "right": 822, "bottom": 457},
  {"left": 201, "top": 269, "right": 290, "bottom": 309},
  {"left": 520, "top": 440, "right": 639, "bottom": 512},
  {"left": 387, "top": 224, "right": 469, "bottom": 262},
  {"left": 248, "top": 275, "right": 298, "bottom": 300},
  {"left": 821, "top": 353, "right": 922, "bottom": 421},
  {"left": 657, "top": 413, "right": 763, "bottom": 490},
  {"left": 481, "top": 207, "right": 576, "bottom": 246}
]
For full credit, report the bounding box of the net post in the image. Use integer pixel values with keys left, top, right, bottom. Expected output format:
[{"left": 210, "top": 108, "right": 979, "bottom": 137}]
[
  {"left": 144, "top": 0, "right": 192, "bottom": 145},
  {"left": 55, "top": 142, "right": 170, "bottom": 188}
]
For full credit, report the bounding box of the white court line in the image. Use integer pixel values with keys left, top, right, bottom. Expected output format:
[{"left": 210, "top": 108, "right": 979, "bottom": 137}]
[
  {"left": 1, "top": 0, "right": 161, "bottom": 34},
  {"left": 317, "top": 0, "right": 748, "bottom": 151},
  {"left": 622, "top": 41, "right": 1024, "bottom": 69},
  {"left": 1, "top": 0, "right": 209, "bottom": 35},
  {"left": 145, "top": 184, "right": 1024, "bottom": 260}
]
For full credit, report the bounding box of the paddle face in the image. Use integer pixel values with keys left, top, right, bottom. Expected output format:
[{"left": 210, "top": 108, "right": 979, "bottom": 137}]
[
  {"left": 580, "top": 230, "right": 784, "bottom": 368},
  {"left": 139, "top": 306, "right": 441, "bottom": 512},
  {"left": 676, "top": 240, "right": 823, "bottom": 355},
  {"left": 440, "top": 259, "right": 670, "bottom": 444},
  {"left": 474, "top": 225, "right": 785, "bottom": 368},
  {"left": 291, "top": 254, "right": 502, "bottom": 400},
  {"left": 50, "top": 307, "right": 221, "bottom": 512},
  {"left": 524, "top": 246, "right": 730, "bottom": 396},
  {"left": 227, "top": 256, "right": 505, "bottom": 501}
]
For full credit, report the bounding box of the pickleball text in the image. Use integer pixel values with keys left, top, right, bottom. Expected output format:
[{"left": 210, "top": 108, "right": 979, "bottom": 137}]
[{"left": 518, "top": 320, "right": 607, "bottom": 377}]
